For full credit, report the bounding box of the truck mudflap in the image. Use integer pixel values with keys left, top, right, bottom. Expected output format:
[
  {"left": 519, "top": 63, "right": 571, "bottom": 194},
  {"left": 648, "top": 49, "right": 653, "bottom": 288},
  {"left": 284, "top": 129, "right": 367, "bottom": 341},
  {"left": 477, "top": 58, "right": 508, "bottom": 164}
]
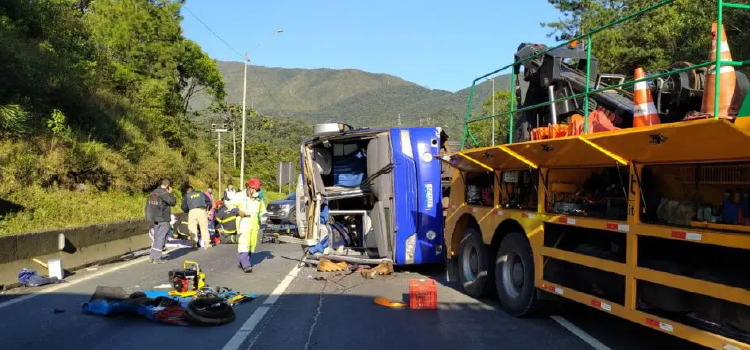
[{"left": 446, "top": 255, "right": 459, "bottom": 282}]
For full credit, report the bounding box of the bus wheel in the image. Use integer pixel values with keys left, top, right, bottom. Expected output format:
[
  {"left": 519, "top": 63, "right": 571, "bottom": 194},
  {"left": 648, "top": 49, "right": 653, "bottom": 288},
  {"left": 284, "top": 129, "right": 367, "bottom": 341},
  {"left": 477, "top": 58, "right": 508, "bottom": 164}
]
[
  {"left": 495, "top": 232, "right": 538, "bottom": 316},
  {"left": 458, "top": 227, "right": 494, "bottom": 298}
]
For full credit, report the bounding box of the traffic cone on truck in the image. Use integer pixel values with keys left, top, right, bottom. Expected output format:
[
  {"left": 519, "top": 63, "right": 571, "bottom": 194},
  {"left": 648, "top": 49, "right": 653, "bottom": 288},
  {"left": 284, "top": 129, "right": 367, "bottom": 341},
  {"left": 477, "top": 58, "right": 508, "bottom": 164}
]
[
  {"left": 633, "top": 67, "right": 661, "bottom": 127},
  {"left": 701, "top": 22, "right": 736, "bottom": 118}
]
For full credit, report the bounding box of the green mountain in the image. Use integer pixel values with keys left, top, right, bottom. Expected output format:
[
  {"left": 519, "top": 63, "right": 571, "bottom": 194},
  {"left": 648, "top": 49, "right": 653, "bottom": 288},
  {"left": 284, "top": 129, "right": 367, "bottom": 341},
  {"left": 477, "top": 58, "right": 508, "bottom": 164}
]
[{"left": 191, "top": 61, "right": 520, "bottom": 136}]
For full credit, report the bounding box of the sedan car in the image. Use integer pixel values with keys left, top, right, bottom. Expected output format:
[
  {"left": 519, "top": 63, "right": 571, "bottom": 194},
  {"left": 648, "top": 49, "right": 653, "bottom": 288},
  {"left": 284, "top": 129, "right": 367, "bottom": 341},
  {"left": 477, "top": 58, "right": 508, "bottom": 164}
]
[{"left": 266, "top": 192, "right": 296, "bottom": 225}]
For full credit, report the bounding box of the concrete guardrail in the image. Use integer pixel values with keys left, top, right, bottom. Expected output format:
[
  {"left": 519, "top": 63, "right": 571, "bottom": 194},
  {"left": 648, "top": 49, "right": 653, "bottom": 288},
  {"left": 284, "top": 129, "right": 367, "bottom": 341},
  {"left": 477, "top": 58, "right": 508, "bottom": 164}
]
[{"left": 0, "top": 219, "right": 151, "bottom": 289}]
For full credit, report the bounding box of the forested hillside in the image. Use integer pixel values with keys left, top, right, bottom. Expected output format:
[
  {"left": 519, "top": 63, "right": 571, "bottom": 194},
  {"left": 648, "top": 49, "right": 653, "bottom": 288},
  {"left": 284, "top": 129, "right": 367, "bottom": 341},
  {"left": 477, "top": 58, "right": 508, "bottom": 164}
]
[
  {"left": 0, "top": 0, "right": 228, "bottom": 233},
  {"left": 192, "top": 61, "right": 508, "bottom": 137}
]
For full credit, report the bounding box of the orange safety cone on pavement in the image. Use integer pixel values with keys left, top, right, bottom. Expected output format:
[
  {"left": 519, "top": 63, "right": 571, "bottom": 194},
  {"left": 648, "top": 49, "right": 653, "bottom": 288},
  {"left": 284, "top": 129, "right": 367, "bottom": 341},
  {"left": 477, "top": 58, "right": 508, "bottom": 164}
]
[
  {"left": 633, "top": 67, "right": 661, "bottom": 128},
  {"left": 701, "top": 22, "right": 736, "bottom": 117}
]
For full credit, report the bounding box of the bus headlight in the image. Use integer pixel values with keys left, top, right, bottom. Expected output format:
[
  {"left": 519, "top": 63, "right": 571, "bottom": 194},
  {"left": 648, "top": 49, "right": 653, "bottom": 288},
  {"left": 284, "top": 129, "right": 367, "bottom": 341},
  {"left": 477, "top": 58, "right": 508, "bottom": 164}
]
[
  {"left": 422, "top": 152, "right": 433, "bottom": 163},
  {"left": 400, "top": 130, "right": 413, "bottom": 159},
  {"left": 405, "top": 233, "right": 416, "bottom": 264}
]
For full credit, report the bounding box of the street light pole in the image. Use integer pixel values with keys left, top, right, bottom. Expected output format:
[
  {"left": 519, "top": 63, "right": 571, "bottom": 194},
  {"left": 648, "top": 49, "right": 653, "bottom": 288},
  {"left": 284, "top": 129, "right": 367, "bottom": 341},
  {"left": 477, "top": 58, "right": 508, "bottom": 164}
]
[
  {"left": 240, "top": 52, "right": 248, "bottom": 187},
  {"left": 212, "top": 125, "right": 228, "bottom": 195},
  {"left": 486, "top": 77, "right": 496, "bottom": 146},
  {"left": 240, "top": 29, "right": 284, "bottom": 187}
]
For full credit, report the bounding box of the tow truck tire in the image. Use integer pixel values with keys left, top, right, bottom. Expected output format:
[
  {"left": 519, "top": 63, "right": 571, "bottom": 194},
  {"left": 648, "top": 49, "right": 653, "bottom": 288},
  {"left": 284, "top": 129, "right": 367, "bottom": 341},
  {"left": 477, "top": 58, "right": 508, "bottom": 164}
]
[
  {"left": 495, "top": 232, "right": 538, "bottom": 317},
  {"left": 458, "top": 227, "right": 495, "bottom": 298}
]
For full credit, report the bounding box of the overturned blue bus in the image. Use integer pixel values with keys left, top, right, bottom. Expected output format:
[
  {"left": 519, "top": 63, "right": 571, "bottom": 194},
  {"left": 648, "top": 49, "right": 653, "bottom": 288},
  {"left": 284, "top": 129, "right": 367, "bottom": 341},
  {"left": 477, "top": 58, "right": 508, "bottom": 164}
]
[{"left": 284, "top": 124, "right": 448, "bottom": 266}]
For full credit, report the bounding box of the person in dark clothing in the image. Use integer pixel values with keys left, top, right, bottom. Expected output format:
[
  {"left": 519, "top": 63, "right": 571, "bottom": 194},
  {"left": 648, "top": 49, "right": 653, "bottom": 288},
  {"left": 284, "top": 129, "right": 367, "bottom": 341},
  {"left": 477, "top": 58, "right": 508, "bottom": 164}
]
[
  {"left": 145, "top": 179, "right": 177, "bottom": 264},
  {"left": 181, "top": 184, "right": 212, "bottom": 250}
]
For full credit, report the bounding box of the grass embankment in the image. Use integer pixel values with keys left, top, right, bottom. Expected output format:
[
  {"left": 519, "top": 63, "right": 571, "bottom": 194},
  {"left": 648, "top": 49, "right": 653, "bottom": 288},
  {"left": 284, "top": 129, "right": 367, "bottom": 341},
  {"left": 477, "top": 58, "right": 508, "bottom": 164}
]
[{"left": 0, "top": 187, "right": 292, "bottom": 236}]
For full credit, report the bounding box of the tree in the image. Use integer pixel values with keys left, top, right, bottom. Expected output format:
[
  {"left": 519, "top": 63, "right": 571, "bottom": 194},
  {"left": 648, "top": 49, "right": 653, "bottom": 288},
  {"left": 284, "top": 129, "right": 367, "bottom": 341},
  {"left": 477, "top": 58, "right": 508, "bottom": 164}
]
[
  {"left": 180, "top": 40, "right": 226, "bottom": 114},
  {"left": 467, "top": 90, "right": 511, "bottom": 147},
  {"left": 542, "top": 0, "right": 750, "bottom": 76}
]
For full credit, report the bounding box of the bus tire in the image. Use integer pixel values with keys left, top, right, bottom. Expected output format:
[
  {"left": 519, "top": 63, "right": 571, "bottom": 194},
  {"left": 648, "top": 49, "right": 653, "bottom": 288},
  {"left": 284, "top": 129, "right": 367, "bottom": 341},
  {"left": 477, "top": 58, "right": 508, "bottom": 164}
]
[
  {"left": 458, "top": 227, "right": 494, "bottom": 298},
  {"left": 495, "top": 232, "right": 538, "bottom": 317}
]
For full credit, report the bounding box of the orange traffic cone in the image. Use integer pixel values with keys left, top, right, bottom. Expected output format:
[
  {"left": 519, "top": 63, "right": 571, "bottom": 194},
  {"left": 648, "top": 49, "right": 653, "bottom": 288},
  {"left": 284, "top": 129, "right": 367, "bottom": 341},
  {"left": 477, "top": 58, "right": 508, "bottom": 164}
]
[
  {"left": 633, "top": 67, "right": 661, "bottom": 127},
  {"left": 701, "top": 22, "right": 736, "bottom": 117}
]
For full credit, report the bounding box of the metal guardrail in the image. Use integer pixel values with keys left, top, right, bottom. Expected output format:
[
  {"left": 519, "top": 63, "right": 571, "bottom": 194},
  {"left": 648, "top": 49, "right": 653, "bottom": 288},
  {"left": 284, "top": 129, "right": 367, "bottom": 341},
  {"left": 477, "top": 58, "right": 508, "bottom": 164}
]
[{"left": 460, "top": 0, "right": 749, "bottom": 150}]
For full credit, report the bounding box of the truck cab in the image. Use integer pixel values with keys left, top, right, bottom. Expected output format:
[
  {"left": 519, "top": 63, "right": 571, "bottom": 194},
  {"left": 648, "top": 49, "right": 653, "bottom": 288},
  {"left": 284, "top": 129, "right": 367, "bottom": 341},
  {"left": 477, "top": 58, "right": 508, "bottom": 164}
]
[{"left": 291, "top": 123, "right": 445, "bottom": 266}]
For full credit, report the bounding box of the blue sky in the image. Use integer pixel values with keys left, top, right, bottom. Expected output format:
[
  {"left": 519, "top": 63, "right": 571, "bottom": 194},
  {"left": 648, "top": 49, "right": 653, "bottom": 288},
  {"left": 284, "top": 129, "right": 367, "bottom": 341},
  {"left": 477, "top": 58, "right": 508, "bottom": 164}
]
[{"left": 181, "top": 0, "right": 561, "bottom": 92}]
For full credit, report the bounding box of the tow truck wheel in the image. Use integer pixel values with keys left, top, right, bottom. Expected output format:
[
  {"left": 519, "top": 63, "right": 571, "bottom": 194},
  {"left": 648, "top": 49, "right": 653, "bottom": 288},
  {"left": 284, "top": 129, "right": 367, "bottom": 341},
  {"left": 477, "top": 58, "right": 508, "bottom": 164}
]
[
  {"left": 458, "top": 227, "right": 495, "bottom": 298},
  {"left": 495, "top": 232, "right": 538, "bottom": 317}
]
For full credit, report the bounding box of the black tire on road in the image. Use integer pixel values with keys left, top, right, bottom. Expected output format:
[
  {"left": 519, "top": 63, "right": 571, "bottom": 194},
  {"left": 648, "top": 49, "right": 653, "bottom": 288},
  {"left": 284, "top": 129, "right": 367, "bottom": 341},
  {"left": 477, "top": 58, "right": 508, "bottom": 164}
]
[
  {"left": 458, "top": 227, "right": 495, "bottom": 298},
  {"left": 183, "top": 297, "right": 235, "bottom": 326},
  {"left": 495, "top": 232, "right": 539, "bottom": 317}
]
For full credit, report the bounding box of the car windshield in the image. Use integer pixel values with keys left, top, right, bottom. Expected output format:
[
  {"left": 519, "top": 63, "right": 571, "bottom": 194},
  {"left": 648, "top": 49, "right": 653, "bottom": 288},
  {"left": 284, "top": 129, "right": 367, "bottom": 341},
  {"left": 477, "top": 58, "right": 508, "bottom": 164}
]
[{"left": 285, "top": 193, "right": 295, "bottom": 201}]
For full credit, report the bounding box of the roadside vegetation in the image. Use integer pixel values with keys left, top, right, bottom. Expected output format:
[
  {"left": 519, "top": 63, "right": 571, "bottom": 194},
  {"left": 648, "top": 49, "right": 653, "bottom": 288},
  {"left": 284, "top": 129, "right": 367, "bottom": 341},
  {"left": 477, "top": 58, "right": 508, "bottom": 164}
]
[{"left": 0, "top": 1, "right": 305, "bottom": 235}]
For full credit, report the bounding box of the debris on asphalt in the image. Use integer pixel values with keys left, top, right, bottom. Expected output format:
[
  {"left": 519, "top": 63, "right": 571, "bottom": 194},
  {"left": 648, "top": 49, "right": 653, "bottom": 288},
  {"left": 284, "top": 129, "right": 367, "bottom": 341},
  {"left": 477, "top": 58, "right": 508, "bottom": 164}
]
[
  {"left": 32, "top": 258, "right": 48, "bottom": 269},
  {"left": 317, "top": 258, "right": 348, "bottom": 272},
  {"left": 374, "top": 297, "right": 407, "bottom": 308},
  {"left": 18, "top": 268, "right": 60, "bottom": 287},
  {"left": 408, "top": 279, "right": 438, "bottom": 310},
  {"left": 51, "top": 308, "right": 65, "bottom": 314},
  {"left": 313, "top": 276, "right": 327, "bottom": 281},
  {"left": 82, "top": 285, "right": 258, "bottom": 326},
  {"left": 359, "top": 261, "right": 393, "bottom": 279}
]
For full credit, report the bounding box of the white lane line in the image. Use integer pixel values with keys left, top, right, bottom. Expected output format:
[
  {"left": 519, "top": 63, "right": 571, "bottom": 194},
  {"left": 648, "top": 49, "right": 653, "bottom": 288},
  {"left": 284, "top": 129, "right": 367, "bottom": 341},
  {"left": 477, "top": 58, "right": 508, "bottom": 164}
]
[
  {"left": 0, "top": 254, "right": 151, "bottom": 311},
  {"left": 551, "top": 315, "right": 613, "bottom": 350},
  {"left": 222, "top": 264, "right": 301, "bottom": 350}
]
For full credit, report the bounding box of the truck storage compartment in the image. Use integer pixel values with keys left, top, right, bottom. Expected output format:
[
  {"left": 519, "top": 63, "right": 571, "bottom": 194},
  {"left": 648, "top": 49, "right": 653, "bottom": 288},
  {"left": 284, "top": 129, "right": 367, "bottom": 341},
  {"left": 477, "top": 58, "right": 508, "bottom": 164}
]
[
  {"left": 499, "top": 169, "right": 538, "bottom": 210},
  {"left": 543, "top": 223, "right": 626, "bottom": 263},
  {"left": 543, "top": 257, "right": 625, "bottom": 305},
  {"left": 639, "top": 162, "right": 750, "bottom": 231},
  {"left": 545, "top": 166, "right": 629, "bottom": 220},
  {"left": 637, "top": 282, "right": 750, "bottom": 344},
  {"left": 638, "top": 236, "right": 750, "bottom": 291},
  {"left": 465, "top": 171, "right": 494, "bottom": 206}
]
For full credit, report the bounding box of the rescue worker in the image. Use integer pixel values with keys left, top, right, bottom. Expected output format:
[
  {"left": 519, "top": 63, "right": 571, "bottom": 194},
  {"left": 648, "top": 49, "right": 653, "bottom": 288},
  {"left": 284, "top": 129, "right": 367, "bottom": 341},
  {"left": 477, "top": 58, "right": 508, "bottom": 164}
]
[
  {"left": 228, "top": 178, "right": 267, "bottom": 273},
  {"left": 145, "top": 179, "right": 176, "bottom": 264},
  {"left": 181, "top": 184, "right": 212, "bottom": 250},
  {"left": 205, "top": 185, "right": 216, "bottom": 243},
  {"left": 215, "top": 199, "right": 239, "bottom": 244}
]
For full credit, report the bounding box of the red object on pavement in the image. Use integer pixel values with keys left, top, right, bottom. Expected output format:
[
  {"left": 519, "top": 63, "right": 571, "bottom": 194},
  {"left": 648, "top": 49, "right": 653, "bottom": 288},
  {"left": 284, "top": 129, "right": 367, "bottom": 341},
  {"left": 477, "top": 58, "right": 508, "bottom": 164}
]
[{"left": 409, "top": 279, "right": 437, "bottom": 310}]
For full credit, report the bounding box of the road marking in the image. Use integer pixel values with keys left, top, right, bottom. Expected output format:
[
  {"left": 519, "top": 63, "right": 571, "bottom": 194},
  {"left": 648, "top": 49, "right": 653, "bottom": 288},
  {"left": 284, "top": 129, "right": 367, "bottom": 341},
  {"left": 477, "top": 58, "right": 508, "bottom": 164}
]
[
  {"left": 551, "top": 315, "right": 612, "bottom": 350},
  {"left": 222, "top": 264, "right": 301, "bottom": 350},
  {"left": 0, "top": 253, "right": 151, "bottom": 311}
]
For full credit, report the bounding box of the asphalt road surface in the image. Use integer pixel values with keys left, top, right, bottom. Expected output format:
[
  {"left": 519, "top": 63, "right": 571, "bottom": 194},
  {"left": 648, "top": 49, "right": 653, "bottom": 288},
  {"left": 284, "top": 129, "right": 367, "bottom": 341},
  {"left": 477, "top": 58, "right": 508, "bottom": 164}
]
[{"left": 0, "top": 242, "right": 710, "bottom": 350}]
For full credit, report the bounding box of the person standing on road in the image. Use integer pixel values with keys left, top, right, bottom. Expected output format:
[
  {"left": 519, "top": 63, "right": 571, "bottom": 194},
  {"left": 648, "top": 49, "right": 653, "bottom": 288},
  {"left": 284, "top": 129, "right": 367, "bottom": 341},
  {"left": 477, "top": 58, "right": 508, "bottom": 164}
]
[
  {"left": 205, "top": 185, "right": 217, "bottom": 243},
  {"left": 181, "top": 184, "right": 212, "bottom": 250},
  {"left": 224, "top": 184, "right": 236, "bottom": 202},
  {"left": 145, "top": 179, "right": 176, "bottom": 264},
  {"left": 228, "top": 178, "right": 267, "bottom": 273}
]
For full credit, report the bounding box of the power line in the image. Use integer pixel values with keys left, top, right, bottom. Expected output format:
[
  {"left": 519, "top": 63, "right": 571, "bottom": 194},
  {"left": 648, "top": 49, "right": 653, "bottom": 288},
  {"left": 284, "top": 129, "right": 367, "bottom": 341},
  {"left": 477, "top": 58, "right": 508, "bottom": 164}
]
[
  {"left": 182, "top": 5, "right": 283, "bottom": 114},
  {"left": 182, "top": 5, "right": 243, "bottom": 60}
]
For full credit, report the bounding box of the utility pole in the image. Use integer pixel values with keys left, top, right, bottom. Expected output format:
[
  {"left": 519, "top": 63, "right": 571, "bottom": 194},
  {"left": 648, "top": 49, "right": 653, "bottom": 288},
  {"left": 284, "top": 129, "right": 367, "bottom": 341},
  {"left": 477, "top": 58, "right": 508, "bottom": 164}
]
[
  {"left": 240, "top": 29, "right": 284, "bottom": 186},
  {"left": 487, "top": 77, "right": 496, "bottom": 146},
  {"left": 240, "top": 52, "right": 248, "bottom": 187},
  {"left": 212, "top": 124, "right": 228, "bottom": 195},
  {"left": 232, "top": 120, "right": 236, "bottom": 169}
]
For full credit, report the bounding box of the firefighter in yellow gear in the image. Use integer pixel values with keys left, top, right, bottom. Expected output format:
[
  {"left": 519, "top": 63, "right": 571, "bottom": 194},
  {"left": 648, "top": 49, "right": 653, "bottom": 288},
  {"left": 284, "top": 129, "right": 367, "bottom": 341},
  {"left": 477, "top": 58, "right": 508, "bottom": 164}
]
[{"left": 228, "top": 177, "right": 267, "bottom": 273}]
